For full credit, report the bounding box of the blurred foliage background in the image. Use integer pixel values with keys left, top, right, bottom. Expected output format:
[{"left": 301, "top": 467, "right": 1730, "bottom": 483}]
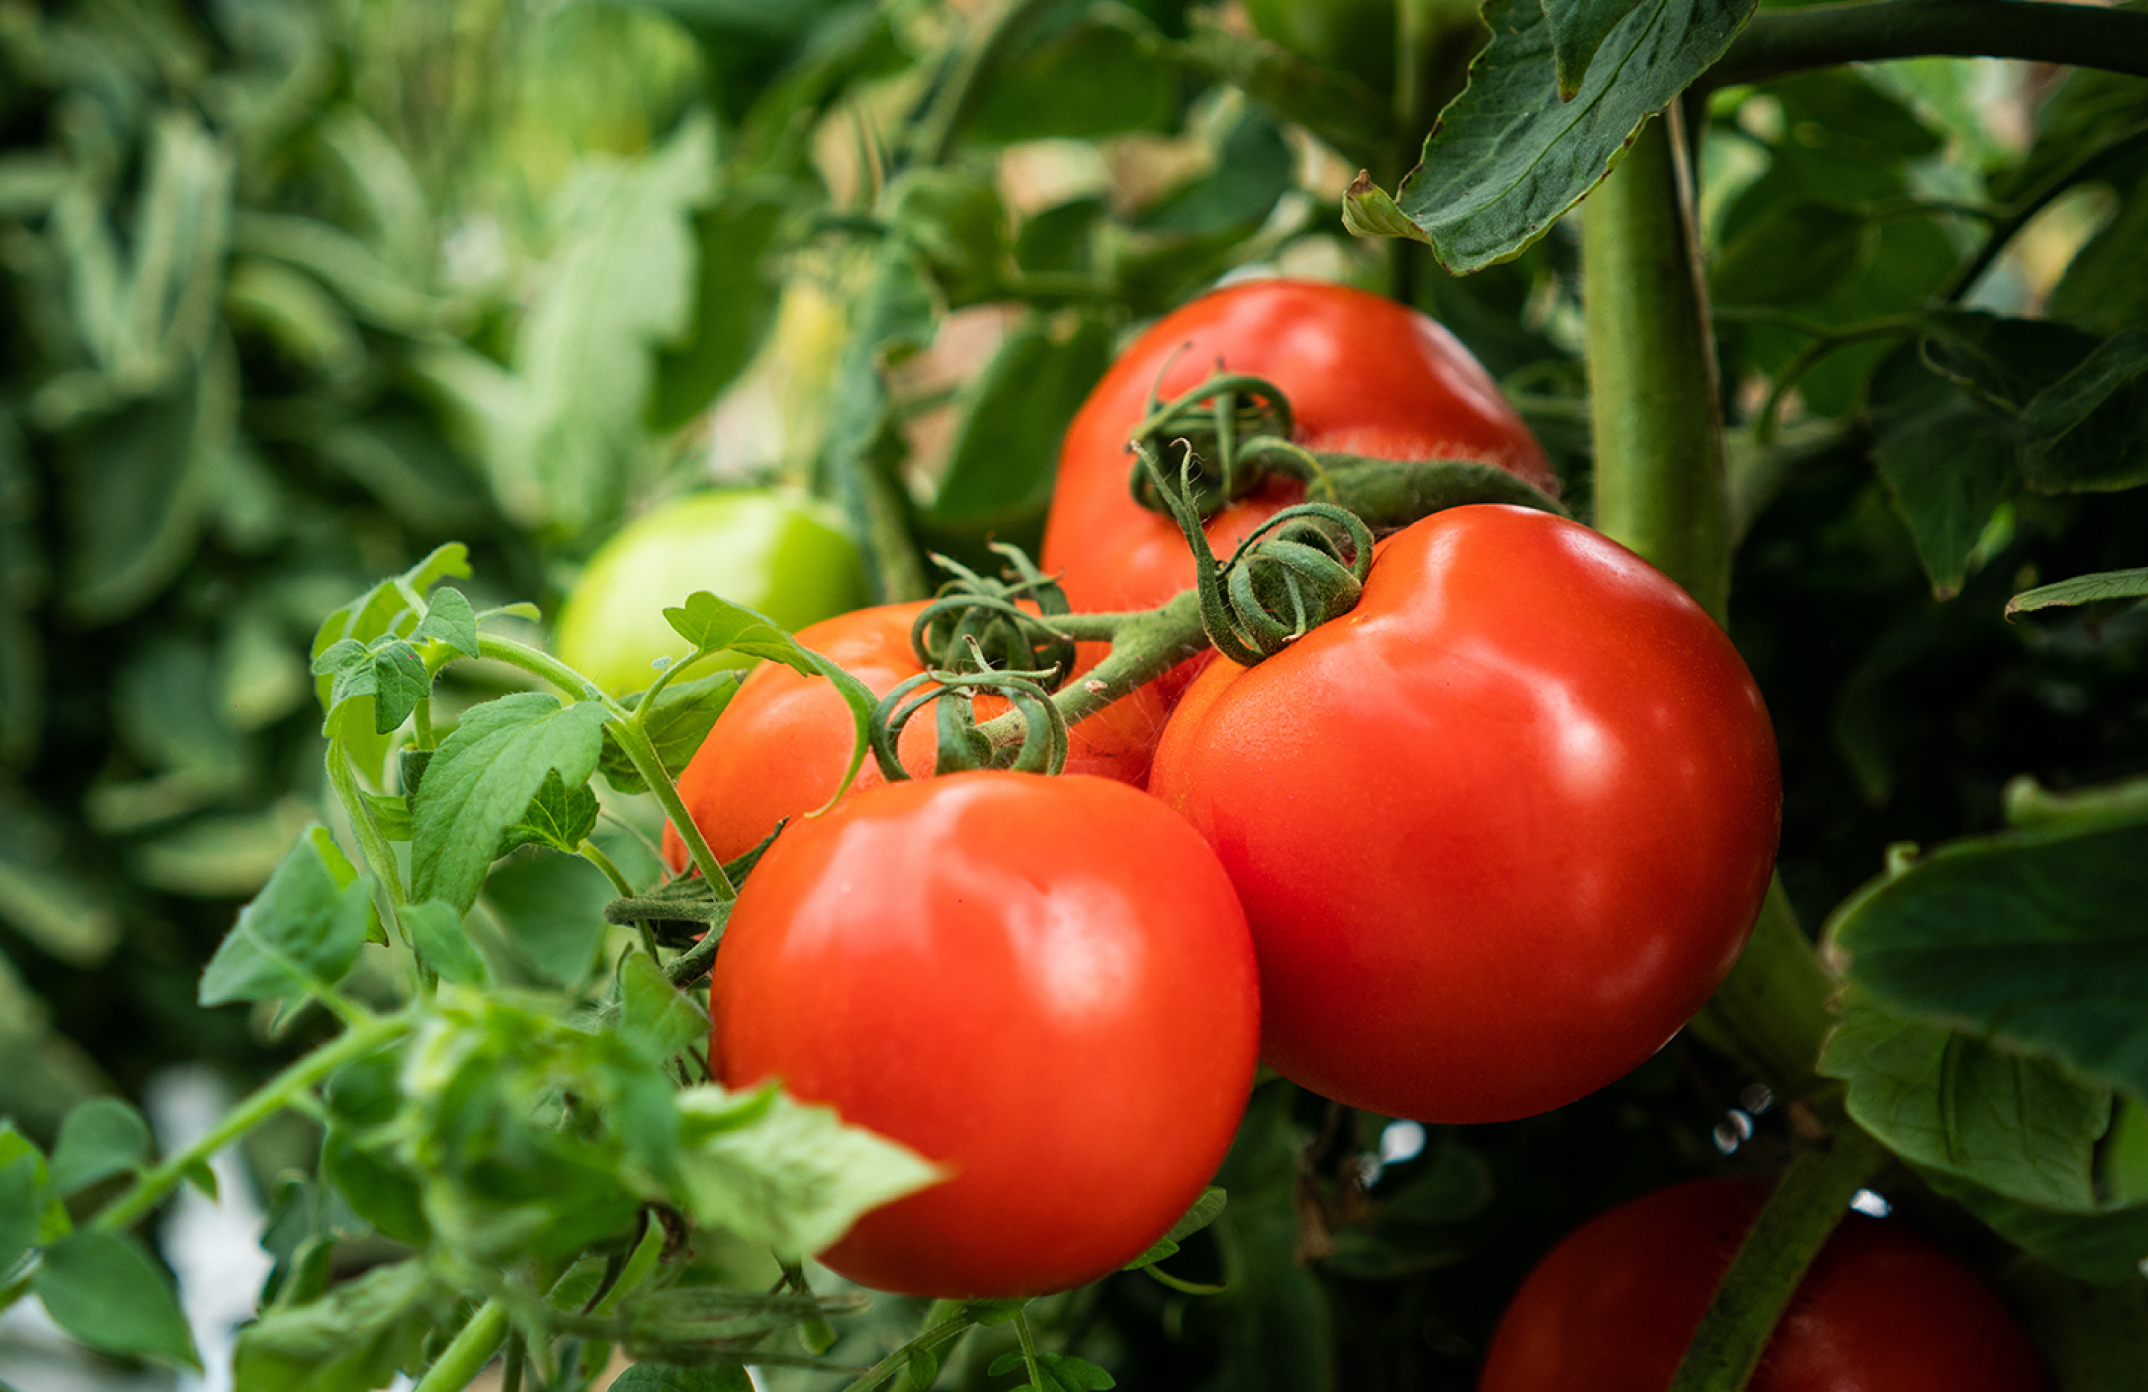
[{"left": 2, "top": 1, "right": 2146, "bottom": 1388}]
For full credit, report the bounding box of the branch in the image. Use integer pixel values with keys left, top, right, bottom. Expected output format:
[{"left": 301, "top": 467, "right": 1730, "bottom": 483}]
[{"left": 1711, "top": 0, "right": 2148, "bottom": 88}]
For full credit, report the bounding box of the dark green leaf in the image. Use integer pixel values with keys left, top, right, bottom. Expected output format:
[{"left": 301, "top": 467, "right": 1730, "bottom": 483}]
[
  {"left": 1178, "top": 13, "right": 1387, "bottom": 165},
  {"left": 1376, "top": 1141, "right": 1494, "bottom": 1227},
  {"left": 889, "top": 169, "right": 1008, "bottom": 309},
  {"left": 2008, "top": 567, "right": 2148, "bottom": 617},
  {"left": 234, "top": 1259, "right": 445, "bottom": 1392},
  {"left": 651, "top": 187, "right": 792, "bottom": 432},
  {"left": 964, "top": 1298, "right": 1028, "bottom": 1327},
  {"left": 1712, "top": 202, "right": 1863, "bottom": 308},
  {"left": 1014, "top": 198, "right": 1105, "bottom": 278},
  {"left": 620, "top": 950, "right": 709, "bottom": 1060},
  {"left": 411, "top": 585, "right": 479, "bottom": 658},
  {"left": 966, "top": 19, "right": 1176, "bottom": 145},
  {"left": 494, "top": 767, "right": 600, "bottom": 857},
  {"left": 608, "top": 1362, "right": 752, "bottom": 1392},
  {"left": 1379, "top": 0, "right": 1757, "bottom": 273},
  {"left": 409, "top": 693, "right": 610, "bottom": 913},
  {"left": 1137, "top": 108, "right": 1292, "bottom": 236},
  {"left": 1918, "top": 311, "right": 2099, "bottom": 413},
  {"left": 33, "top": 1230, "right": 199, "bottom": 1368},
  {"left": 1040, "top": 1352, "right": 1117, "bottom": 1390},
  {"left": 1126, "top": 1187, "right": 1227, "bottom": 1269},
  {"left": 0, "top": 1153, "right": 39, "bottom": 1275},
  {"left": 403, "top": 899, "right": 490, "bottom": 987},
  {"left": 2019, "top": 328, "right": 2148, "bottom": 494},
  {"left": 62, "top": 365, "right": 224, "bottom": 626},
  {"left": 1545, "top": 0, "right": 1647, "bottom": 98},
  {"left": 1920, "top": 1166, "right": 2148, "bottom": 1286},
  {"left": 0, "top": 1124, "right": 69, "bottom": 1246},
  {"left": 48, "top": 1097, "right": 152, "bottom": 1195},
  {"left": 598, "top": 671, "right": 743, "bottom": 795},
  {"left": 1868, "top": 359, "right": 2019, "bottom": 601},
  {"left": 320, "top": 1129, "right": 431, "bottom": 1248},
  {"left": 1819, "top": 990, "right": 2109, "bottom": 1210},
  {"left": 483, "top": 848, "right": 614, "bottom": 987},
  {"left": 199, "top": 825, "right": 374, "bottom": 1007},
  {"left": 1825, "top": 804, "right": 2148, "bottom": 1105}
]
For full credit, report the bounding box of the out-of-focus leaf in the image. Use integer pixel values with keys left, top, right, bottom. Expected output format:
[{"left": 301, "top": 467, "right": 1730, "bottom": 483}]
[
  {"left": 320, "top": 1129, "right": 431, "bottom": 1248},
  {"left": 48, "top": 1097, "right": 152, "bottom": 1195},
  {"left": 1014, "top": 198, "right": 1105, "bottom": 279},
  {"left": 2018, "top": 328, "right": 2148, "bottom": 494},
  {"left": 409, "top": 693, "right": 610, "bottom": 913},
  {"left": 674, "top": 1082, "right": 944, "bottom": 1258},
  {"left": 608, "top": 1365, "right": 751, "bottom": 1392},
  {"left": 223, "top": 257, "right": 366, "bottom": 380},
  {"left": 1920, "top": 1166, "right": 2148, "bottom": 1286},
  {"left": 199, "top": 824, "right": 374, "bottom": 1006},
  {"left": 1825, "top": 800, "right": 2148, "bottom": 1106},
  {"left": 1126, "top": 1187, "right": 1228, "bottom": 1269},
  {"left": 650, "top": 186, "right": 793, "bottom": 431},
  {"left": 1820, "top": 990, "right": 2109, "bottom": 1211},
  {"left": 0, "top": 413, "right": 40, "bottom": 765},
  {"left": 403, "top": 900, "right": 491, "bottom": 988},
  {"left": 888, "top": 169, "right": 1008, "bottom": 309},
  {"left": 1367, "top": 0, "right": 1757, "bottom": 273},
  {"left": 0, "top": 788, "right": 119, "bottom": 966},
  {"left": 483, "top": 847, "right": 615, "bottom": 987},
  {"left": 0, "top": 1122, "right": 71, "bottom": 1246},
  {"left": 598, "top": 671, "right": 743, "bottom": 795},
  {"left": 234, "top": 1259, "right": 445, "bottom": 1392},
  {"left": 620, "top": 951, "right": 709, "bottom": 1061},
  {"left": 1137, "top": 108, "right": 1292, "bottom": 235},
  {"left": 966, "top": 17, "right": 1176, "bottom": 145},
  {"left": 1178, "top": 12, "right": 1386, "bottom": 165},
  {"left": 33, "top": 1230, "right": 200, "bottom": 1369}
]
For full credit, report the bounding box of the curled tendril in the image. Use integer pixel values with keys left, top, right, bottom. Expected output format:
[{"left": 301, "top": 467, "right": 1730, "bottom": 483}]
[
  {"left": 911, "top": 544, "right": 1078, "bottom": 692},
  {"left": 869, "top": 637, "right": 1069, "bottom": 782},
  {"left": 1137, "top": 442, "right": 1373, "bottom": 667},
  {"left": 1127, "top": 367, "right": 1299, "bottom": 518}
]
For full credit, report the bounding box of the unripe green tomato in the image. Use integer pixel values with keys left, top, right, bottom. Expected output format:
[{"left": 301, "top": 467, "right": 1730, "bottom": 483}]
[
  {"left": 554, "top": 490, "right": 868, "bottom": 695},
  {"left": 1244, "top": 0, "right": 1399, "bottom": 93}
]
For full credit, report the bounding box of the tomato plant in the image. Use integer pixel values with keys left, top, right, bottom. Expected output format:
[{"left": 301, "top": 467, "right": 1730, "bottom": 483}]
[
  {"left": 1150, "top": 505, "right": 1780, "bottom": 1124},
  {"left": 1478, "top": 1178, "right": 2051, "bottom": 1392},
  {"left": 708, "top": 770, "right": 1260, "bottom": 1298},
  {"left": 661, "top": 600, "right": 1172, "bottom": 867},
  {"left": 555, "top": 490, "right": 868, "bottom": 695},
  {"left": 1039, "top": 279, "right": 1556, "bottom": 618}
]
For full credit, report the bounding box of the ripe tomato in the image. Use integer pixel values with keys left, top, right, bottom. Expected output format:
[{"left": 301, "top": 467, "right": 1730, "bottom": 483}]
[
  {"left": 1147, "top": 505, "right": 1779, "bottom": 1124},
  {"left": 554, "top": 490, "right": 867, "bottom": 696},
  {"left": 661, "top": 602, "right": 1171, "bottom": 868},
  {"left": 1478, "top": 1178, "right": 2051, "bottom": 1392},
  {"left": 709, "top": 771, "right": 1261, "bottom": 1297},
  {"left": 1039, "top": 279, "right": 1555, "bottom": 619}
]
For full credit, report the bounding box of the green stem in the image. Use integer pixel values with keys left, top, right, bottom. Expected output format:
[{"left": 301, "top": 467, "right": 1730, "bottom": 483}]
[
  {"left": 413, "top": 1296, "right": 511, "bottom": 1392},
  {"left": 1583, "top": 110, "right": 1731, "bottom": 622},
  {"left": 412, "top": 697, "right": 434, "bottom": 750},
  {"left": 478, "top": 634, "right": 734, "bottom": 899},
  {"left": 1014, "top": 1308, "right": 1048, "bottom": 1391},
  {"left": 328, "top": 738, "right": 408, "bottom": 912},
  {"left": 579, "top": 842, "right": 634, "bottom": 898},
  {"left": 96, "top": 1012, "right": 411, "bottom": 1232},
  {"left": 834, "top": 1307, "right": 977, "bottom": 1392},
  {"left": 1666, "top": 1122, "right": 1891, "bottom": 1392},
  {"left": 973, "top": 591, "right": 1208, "bottom": 751},
  {"left": 1709, "top": 0, "right": 2148, "bottom": 88},
  {"left": 1684, "top": 880, "right": 1838, "bottom": 1101}
]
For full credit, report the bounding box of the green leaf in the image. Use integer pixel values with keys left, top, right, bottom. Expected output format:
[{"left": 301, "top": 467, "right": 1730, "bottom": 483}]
[
  {"left": 650, "top": 186, "right": 793, "bottom": 432},
  {"left": 1545, "top": 0, "right": 1647, "bottom": 98},
  {"left": 1825, "top": 802, "right": 2148, "bottom": 1106},
  {"left": 0, "top": 1153, "right": 39, "bottom": 1275},
  {"left": 234, "top": 1259, "right": 446, "bottom": 1392},
  {"left": 0, "top": 1123, "right": 70, "bottom": 1246},
  {"left": 48, "top": 1097, "right": 152, "bottom": 1195},
  {"left": 1819, "top": 990, "right": 2109, "bottom": 1211},
  {"left": 1918, "top": 311, "right": 2099, "bottom": 413},
  {"left": 199, "top": 825, "right": 374, "bottom": 1007},
  {"left": 1377, "top": 0, "right": 1758, "bottom": 273},
  {"left": 483, "top": 848, "right": 614, "bottom": 988},
  {"left": 607, "top": 1363, "right": 752, "bottom": 1392},
  {"left": 2019, "top": 328, "right": 2148, "bottom": 494},
  {"left": 412, "top": 585, "right": 479, "bottom": 658},
  {"left": 2008, "top": 567, "right": 2148, "bottom": 618},
  {"left": 675, "top": 1083, "right": 946, "bottom": 1258},
  {"left": 1177, "top": 13, "right": 1387, "bottom": 165},
  {"left": 495, "top": 767, "right": 600, "bottom": 858},
  {"left": 1126, "top": 1187, "right": 1227, "bottom": 1269},
  {"left": 313, "top": 636, "right": 431, "bottom": 735},
  {"left": 403, "top": 899, "right": 491, "bottom": 988},
  {"left": 620, "top": 951, "right": 709, "bottom": 1061},
  {"left": 1868, "top": 361, "right": 2020, "bottom": 601},
  {"left": 320, "top": 1129, "right": 431, "bottom": 1248},
  {"left": 888, "top": 169, "right": 1008, "bottom": 309},
  {"left": 1137, "top": 108, "right": 1292, "bottom": 236},
  {"left": 410, "top": 693, "right": 610, "bottom": 914},
  {"left": 598, "top": 670, "right": 743, "bottom": 795},
  {"left": 1919, "top": 1166, "right": 2148, "bottom": 1286},
  {"left": 32, "top": 1230, "right": 199, "bottom": 1369},
  {"left": 966, "top": 19, "right": 1176, "bottom": 145}
]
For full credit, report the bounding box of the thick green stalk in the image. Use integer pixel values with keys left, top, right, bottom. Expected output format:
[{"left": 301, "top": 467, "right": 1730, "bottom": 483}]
[
  {"left": 1666, "top": 1123, "right": 1890, "bottom": 1392},
  {"left": 1685, "top": 882, "right": 1836, "bottom": 1101},
  {"left": 413, "top": 1297, "right": 511, "bottom": 1392},
  {"left": 1584, "top": 110, "right": 1730, "bottom": 621},
  {"left": 97, "top": 1012, "right": 410, "bottom": 1231},
  {"left": 1711, "top": 0, "right": 2148, "bottom": 88}
]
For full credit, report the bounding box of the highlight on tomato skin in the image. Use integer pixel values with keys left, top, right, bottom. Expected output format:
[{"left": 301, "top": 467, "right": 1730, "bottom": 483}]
[
  {"left": 1476, "top": 1177, "right": 2053, "bottom": 1392},
  {"left": 659, "top": 600, "right": 1172, "bottom": 869},
  {"left": 1039, "top": 277, "right": 1557, "bottom": 622},
  {"left": 706, "top": 770, "right": 1262, "bottom": 1299},
  {"left": 1149, "top": 504, "right": 1782, "bottom": 1126}
]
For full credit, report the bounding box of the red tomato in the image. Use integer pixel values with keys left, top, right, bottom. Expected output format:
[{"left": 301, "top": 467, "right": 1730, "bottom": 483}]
[
  {"left": 661, "top": 601, "right": 1171, "bottom": 869},
  {"left": 1147, "top": 505, "right": 1780, "bottom": 1124},
  {"left": 1478, "top": 1178, "right": 2051, "bottom": 1392},
  {"left": 708, "top": 771, "right": 1261, "bottom": 1297},
  {"left": 1039, "top": 279, "right": 1556, "bottom": 618}
]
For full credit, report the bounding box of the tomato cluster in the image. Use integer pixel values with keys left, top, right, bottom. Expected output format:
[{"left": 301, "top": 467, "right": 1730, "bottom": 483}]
[{"left": 660, "top": 281, "right": 1785, "bottom": 1303}]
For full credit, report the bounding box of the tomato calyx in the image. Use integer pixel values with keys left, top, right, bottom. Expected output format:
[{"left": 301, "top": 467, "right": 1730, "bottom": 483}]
[
  {"left": 911, "top": 543, "right": 1080, "bottom": 693},
  {"left": 1126, "top": 369, "right": 1568, "bottom": 534},
  {"left": 869, "top": 638, "right": 1071, "bottom": 779}
]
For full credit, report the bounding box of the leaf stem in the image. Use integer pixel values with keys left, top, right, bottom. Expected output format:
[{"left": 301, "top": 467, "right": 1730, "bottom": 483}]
[
  {"left": 834, "top": 1306, "right": 977, "bottom": 1392},
  {"left": 1013, "top": 1308, "right": 1048, "bottom": 1391},
  {"left": 1666, "top": 1122, "right": 1891, "bottom": 1392},
  {"left": 973, "top": 590, "right": 1208, "bottom": 751},
  {"left": 95, "top": 1011, "right": 411, "bottom": 1232},
  {"left": 1943, "top": 118, "right": 2148, "bottom": 303},
  {"left": 1709, "top": 0, "right": 2148, "bottom": 87},
  {"left": 413, "top": 1295, "right": 511, "bottom": 1392}
]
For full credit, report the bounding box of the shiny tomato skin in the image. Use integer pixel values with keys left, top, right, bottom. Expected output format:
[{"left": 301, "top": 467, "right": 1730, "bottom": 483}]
[
  {"left": 661, "top": 601, "right": 1171, "bottom": 868},
  {"left": 1039, "top": 279, "right": 1555, "bottom": 619},
  {"left": 1478, "top": 1178, "right": 2052, "bottom": 1392},
  {"left": 1148, "top": 505, "right": 1780, "bottom": 1124},
  {"left": 709, "top": 771, "right": 1261, "bottom": 1298}
]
